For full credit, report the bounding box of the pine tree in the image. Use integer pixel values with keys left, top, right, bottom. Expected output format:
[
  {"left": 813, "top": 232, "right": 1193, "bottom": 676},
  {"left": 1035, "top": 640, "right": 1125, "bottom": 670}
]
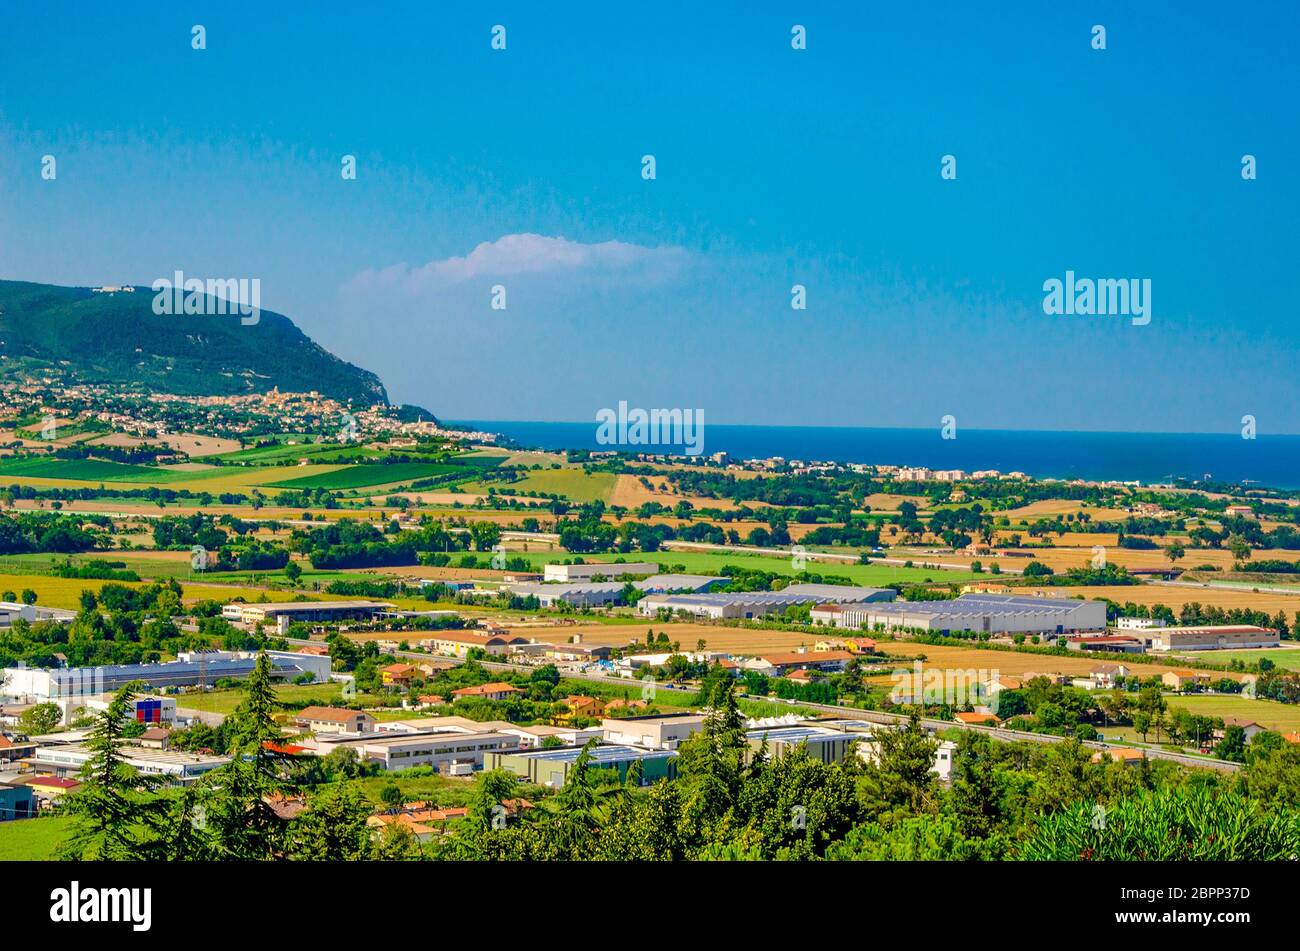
[
  {"left": 202, "top": 651, "right": 295, "bottom": 859},
  {"left": 58, "top": 681, "right": 166, "bottom": 860}
]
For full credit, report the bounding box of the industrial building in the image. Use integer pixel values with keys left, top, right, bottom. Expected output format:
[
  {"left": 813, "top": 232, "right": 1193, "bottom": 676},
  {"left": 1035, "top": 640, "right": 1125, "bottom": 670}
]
[
  {"left": 849, "top": 593, "right": 1106, "bottom": 637},
  {"left": 632, "top": 574, "right": 728, "bottom": 593},
  {"left": 221, "top": 600, "right": 396, "bottom": 625},
  {"left": 0, "top": 783, "right": 36, "bottom": 821},
  {"left": 543, "top": 562, "right": 657, "bottom": 582},
  {"left": 746, "top": 725, "right": 861, "bottom": 764},
  {"left": 1147, "top": 625, "right": 1280, "bottom": 651},
  {"left": 638, "top": 583, "right": 895, "bottom": 620},
  {"left": 30, "top": 743, "right": 231, "bottom": 784},
  {"left": 506, "top": 581, "right": 626, "bottom": 608},
  {"left": 420, "top": 630, "right": 531, "bottom": 657},
  {"left": 345, "top": 731, "right": 517, "bottom": 773},
  {"left": 0, "top": 601, "right": 77, "bottom": 627},
  {"left": 601, "top": 713, "right": 709, "bottom": 750},
  {"left": 0, "top": 649, "right": 331, "bottom": 702},
  {"left": 485, "top": 744, "right": 678, "bottom": 787}
]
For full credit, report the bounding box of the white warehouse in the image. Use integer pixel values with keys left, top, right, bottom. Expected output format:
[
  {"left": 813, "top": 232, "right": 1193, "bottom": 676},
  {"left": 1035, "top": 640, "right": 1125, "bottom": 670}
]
[{"left": 853, "top": 593, "right": 1107, "bottom": 637}]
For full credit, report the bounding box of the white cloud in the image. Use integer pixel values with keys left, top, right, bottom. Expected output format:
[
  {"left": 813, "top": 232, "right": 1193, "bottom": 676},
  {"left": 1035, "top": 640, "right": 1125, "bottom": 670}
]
[{"left": 344, "top": 233, "right": 687, "bottom": 296}]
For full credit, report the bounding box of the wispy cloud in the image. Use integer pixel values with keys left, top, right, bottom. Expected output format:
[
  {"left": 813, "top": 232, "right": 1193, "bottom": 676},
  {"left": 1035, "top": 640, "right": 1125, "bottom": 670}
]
[{"left": 344, "top": 233, "right": 688, "bottom": 296}]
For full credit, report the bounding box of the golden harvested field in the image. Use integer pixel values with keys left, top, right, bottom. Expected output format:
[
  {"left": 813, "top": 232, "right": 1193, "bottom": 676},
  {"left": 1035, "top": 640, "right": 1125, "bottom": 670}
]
[
  {"left": 1024, "top": 584, "right": 1300, "bottom": 615},
  {"left": 890, "top": 546, "right": 1291, "bottom": 575},
  {"left": 495, "top": 622, "right": 823, "bottom": 655},
  {"left": 995, "top": 500, "right": 1132, "bottom": 520},
  {"left": 864, "top": 493, "right": 929, "bottom": 512},
  {"left": 609, "top": 474, "right": 745, "bottom": 511},
  {"left": 0, "top": 573, "right": 302, "bottom": 610},
  {"left": 996, "top": 531, "right": 1121, "bottom": 547},
  {"left": 365, "top": 491, "right": 490, "bottom": 506},
  {"left": 158, "top": 433, "right": 242, "bottom": 457},
  {"left": 86, "top": 433, "right": 146, "bottom": 448},
  {"left": 866, "top": 641, "right": 1247, "bottom": 684},
  {"left": 368, "top": 564, "right": 511, "bottom": 581}
]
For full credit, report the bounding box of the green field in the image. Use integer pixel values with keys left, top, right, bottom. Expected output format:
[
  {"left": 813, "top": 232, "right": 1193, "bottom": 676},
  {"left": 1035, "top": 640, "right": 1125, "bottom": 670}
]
[
  {"left": 497, "top": 548, "right": 977, "bottom": 586},
  {"left": 265, "top": 462, "right": 466, "bottom": 491},
  {"left": 176, "top": 682, "right": 349, "bottom": 715},
  {"left": 0, "top": 815, "right": 74, "bottom": 860},
  {"left": 0, "top": 457, "right": 178, "bottom": 482},
  {"left": 464, "top": 468, "right": 616, "bottom": 503},
  {"left": 1162, "top": 694, "right": 1300, "bottom": 733},
  {"left": 1169, "top": 648, "right": 1300, "bottom": 672}
]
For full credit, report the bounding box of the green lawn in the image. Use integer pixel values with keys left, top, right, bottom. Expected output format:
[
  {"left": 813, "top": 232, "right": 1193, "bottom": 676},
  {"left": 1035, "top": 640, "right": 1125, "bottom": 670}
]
[
  {"left": 0, "top": 815, "right": 74, "bottom": 860},
  {"left": 176, "top": 683, "right": 348, "bottom": 715}
]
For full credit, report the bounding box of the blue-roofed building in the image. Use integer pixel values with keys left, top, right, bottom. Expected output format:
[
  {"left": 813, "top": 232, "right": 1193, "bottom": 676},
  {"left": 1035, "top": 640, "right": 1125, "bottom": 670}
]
[{"left": 0, "top": 782, "right": 37, "bottom": 821}]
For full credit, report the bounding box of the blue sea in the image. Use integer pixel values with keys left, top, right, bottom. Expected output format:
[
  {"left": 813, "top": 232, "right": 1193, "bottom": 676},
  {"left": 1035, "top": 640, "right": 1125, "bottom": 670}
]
[{"left": 449, "top": 421, "right": 1300, "bottom": 490}]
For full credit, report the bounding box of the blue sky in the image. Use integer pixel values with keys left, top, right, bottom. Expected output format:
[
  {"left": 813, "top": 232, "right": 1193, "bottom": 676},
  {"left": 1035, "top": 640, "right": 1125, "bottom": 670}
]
[{"left": 2, "top": 2, "right": 1296, "bottom": 433}]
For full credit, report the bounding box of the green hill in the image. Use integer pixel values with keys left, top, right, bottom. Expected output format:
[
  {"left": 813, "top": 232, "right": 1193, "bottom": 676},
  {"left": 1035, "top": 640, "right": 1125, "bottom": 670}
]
[{"left": 0, "top": 280, "right": 388, "bottom": 405}]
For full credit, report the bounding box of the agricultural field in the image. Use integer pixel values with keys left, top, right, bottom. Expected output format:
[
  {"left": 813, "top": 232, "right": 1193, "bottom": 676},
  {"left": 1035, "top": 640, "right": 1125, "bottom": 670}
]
[
  {"left": 1045, "top": 583, "right": 1300, "bottom": 616},
  {"left": 264, "top": 462, "right": 467, "bottom": 491},
  {"left": 1164, "top": 647, "right": 1300, "bottom": 671},
  {"left": 608, "top": 473, "right": 745, "bottom": 511},
  {"left": 992, "top": 500, "right": 1134, "bottom": 521},
  {"left": 463, "top": 467, "right": 616, "bottom": 504},
  {"left": 0, "top": 572, "right": 339, "bottom": 610},
  {"left": 453, "top": 547, "right": 978, "bottom": 587},
  {"left": 867, "top": 641, "right": 1248, "bottom": 685},
  {"left": 1152, "top": 694, "right": 1300, "bottom": 734}
]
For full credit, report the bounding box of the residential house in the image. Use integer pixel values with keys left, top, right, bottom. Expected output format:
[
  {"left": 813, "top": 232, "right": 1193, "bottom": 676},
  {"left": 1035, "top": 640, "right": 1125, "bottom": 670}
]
[
  {"left": 1089, "top": 664, "right": 1130, "bottom": 689},
  {"left": 295, "top": 706, "right": 377, "bottom": 735},
  {"left": 557, "top": 695, "right": 605, "bottom": 723},
  {"left": 954, "top": 711, "right": 1001, "bottom": 727},
  {"left": 1216, "top": 717, "right": 1267, "bottom": 745},
  {"left": 1161, "top": 669, "right": 1210, "bottom": 692},
  {"left": 1091, "top": 748, "right": 1146, "bottom": 767},
  {"left": 450, "top": 682, "right": 523, "bottom": 702}
]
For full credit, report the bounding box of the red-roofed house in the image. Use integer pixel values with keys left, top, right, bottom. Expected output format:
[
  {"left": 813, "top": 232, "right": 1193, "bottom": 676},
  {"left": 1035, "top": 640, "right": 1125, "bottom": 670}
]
[{"left": 450, "top": 682, "right": 523, "bottom": 702}]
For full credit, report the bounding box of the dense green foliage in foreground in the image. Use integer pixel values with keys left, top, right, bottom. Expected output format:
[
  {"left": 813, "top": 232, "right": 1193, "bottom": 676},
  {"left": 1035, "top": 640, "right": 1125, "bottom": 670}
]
[{"left": 44, "top": 664, "right": 1300, "bottom": 862}]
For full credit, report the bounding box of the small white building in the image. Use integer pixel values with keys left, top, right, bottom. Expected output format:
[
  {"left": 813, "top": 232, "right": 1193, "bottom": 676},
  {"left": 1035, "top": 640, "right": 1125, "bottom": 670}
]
[{"left": 543, "top": 562, "right": 657, "bottom": 582}]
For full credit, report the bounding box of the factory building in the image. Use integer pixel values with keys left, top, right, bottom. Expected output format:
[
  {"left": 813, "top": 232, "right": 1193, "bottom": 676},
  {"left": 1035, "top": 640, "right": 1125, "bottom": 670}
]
[
  {"left": 505, "top": 581, "right": 627, "bottom": 608},
  {"left": 852, "top": 593, "right": 1106, "bottom": 637},
  {"left": 638, "top": 583, "right": 895, "bottom": 620},
  {"left": 542, "top": 562, "right": 657, "bottom": 582}
]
